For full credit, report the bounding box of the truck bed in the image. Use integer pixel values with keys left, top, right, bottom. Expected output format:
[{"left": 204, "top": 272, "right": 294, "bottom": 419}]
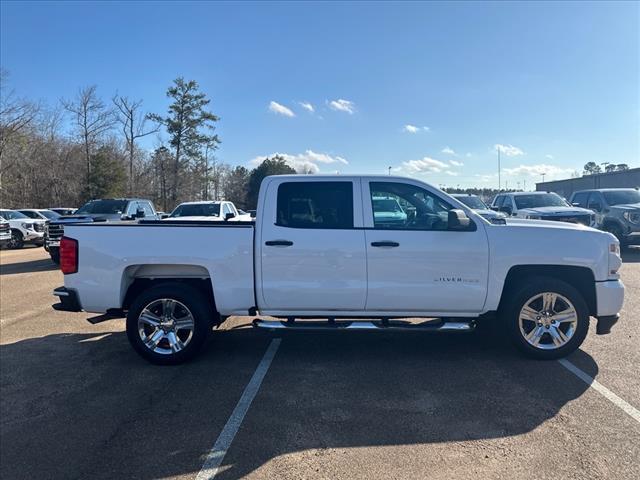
[{"left": 63, "top": 221, "right": 256, "bottom": 315}]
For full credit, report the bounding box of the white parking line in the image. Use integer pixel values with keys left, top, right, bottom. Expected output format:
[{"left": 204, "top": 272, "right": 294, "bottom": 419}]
[
  {"left": 196, "top": 338, "right": 281, "bottom": 480},
  {"left": 558, "top": 358, "right": 640, "bottom": 424}
]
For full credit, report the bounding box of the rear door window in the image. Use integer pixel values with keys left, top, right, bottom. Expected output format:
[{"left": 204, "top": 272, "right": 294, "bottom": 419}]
[{"left": 277, "top": 182, "right": 354, "bottom": 229}]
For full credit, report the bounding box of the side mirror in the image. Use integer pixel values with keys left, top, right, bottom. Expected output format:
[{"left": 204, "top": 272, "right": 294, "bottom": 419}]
[
  {"left": 160, "top": 213, "right": 169, "bottom": 219},
  {"left": 224, "top": 212, "right": 236, "bottom": 221},
  {"left": 248, "top": 210, "right": 257, "bottom": 218},
  {"left": 571, "top": 202, "right": 581, "bottom": 207},
  {"left": 448, "top": 209, "right": 472, "bottom": 231},
  {"left": 588, "top": 202, "right": 602, "bottom": 212}
]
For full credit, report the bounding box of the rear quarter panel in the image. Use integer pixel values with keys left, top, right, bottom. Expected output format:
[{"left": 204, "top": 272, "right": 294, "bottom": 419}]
[{"left": 63, "top": 223, "right": 254, "bottom": 315}]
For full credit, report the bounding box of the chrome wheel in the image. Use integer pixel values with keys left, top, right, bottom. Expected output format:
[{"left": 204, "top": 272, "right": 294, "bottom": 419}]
[
  {"left": 518, "top": 292, "right": 578, "bottom": 350},
  {"left": 137, "top": 298, "right": 195, "bottom": 355}
]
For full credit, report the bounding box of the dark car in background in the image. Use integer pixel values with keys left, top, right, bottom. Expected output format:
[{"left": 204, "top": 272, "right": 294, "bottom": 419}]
[
  {"left": 45, "top": 198, "right": 159, "bottom": 263},
  {"left": 570, "top": 188, "right": 640, "bottom": 247}
]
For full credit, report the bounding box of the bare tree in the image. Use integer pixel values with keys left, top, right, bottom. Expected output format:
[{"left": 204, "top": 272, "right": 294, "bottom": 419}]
[
  {"left": 61, "top": 86, "right": 115, "bottom": 198},
  {"left": 0, "top": 69, "right": 39, "bottom": 189},
  {"left": 112, "top": 95, "right": 158, "bottom": 195}
]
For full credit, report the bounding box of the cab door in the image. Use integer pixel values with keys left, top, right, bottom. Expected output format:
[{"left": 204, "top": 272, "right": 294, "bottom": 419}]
[
  {"left": 363, "top": 179, "right": 489, "bottom": 314},
  {"left": 258, "top": 178, "right": 367, "bottom": 311}
]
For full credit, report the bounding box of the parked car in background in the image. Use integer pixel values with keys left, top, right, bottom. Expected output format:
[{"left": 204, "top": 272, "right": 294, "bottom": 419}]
[
  {"left": 236, "top": 209, "right": 254, "bottom": 221},
  {"left": 45, "top": 198, "right": 159, "bottom": 263},
  {"left": 49, "top": 207, "right": 76, "bottom": 216},
  {"left": 570, "top": 188, "right": 640, "bottom": 246},
  {"left": 0, "top": 209, "right": 45, "bottom": 249},
  {"left": 166, "top": 201, "right": 242, "bottom": 221},
  {"left": 54, "top": 175, "right": 623, "bottom": 365},
  {"left": 451, "top": 194, "right": 507, "bottom": 221},
  {"left": 491, "top": 192, "right": 595, "bottom": 226},
  {"left": 0, "top": 219, "right": 11, "bottom": 248},
  {"left": 371, "top": 196, "right": 408, "bottom": 226},
  {"left": 18, "top": 209, "right": 61, "bottom": 221}
]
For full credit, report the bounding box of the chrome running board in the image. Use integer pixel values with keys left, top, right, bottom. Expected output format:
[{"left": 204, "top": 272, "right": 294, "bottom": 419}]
[{"left": 252, "top": 318, "right": 475, "bottom": 332}]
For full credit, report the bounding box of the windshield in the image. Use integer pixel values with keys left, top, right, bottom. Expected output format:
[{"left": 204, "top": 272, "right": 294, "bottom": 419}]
[
  {"left": 76, "top": 200, "right": 128, "bottom": 215},
  {"left": 603, "top": 190, "right": 640, "bottom": 206},
  {"left": 39, "top": 210, "right": 60, "bottom": 219},
  {"left": 170, "top": 203, "right": 221, "bottom": 217},
  {"left": 0, "top": 210, "right": 29, "bottom": 220},
  {"left": 373, "top": 199, "right": 404, "bottom": 213},
  {"left": 514, "top": 193, "right": 569, "bottom": 209},
  {"left": 455, "top": 195, "right": 487, "bottom": 210}
]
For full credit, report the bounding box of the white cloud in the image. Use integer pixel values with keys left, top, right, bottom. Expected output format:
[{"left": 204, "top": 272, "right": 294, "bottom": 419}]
[
  {"left": 449, "top": 160, "right": 464, "bottom": 167},
  {"left": 268, "top": 101, "right": 295, "bottom": 117},
  {"left": 249, "top": 150, "right": 348, "bottom": 174},
  {"left": 400, "top": 157, "right": 450, "bottom": 174},
  {"left": 299, "top": 101, "right": 314, "bottom": 113},
  {"left": 441, "top": 147, "right": 456, "bottom": 155},
  {"left": 494, "top": 144, "right": 524, "bottom": 156},
  {"left": 328, "top": 99, "right": 355, "bottom": 114},
  {"left": 403, "top": 124, "right": 429, "bottom": 133},
  {"left": 503, "top": 164, "right": 574, "bottom": 179},
  {"left": 545, "top": 154, "right": 554, "bottom": 160}
]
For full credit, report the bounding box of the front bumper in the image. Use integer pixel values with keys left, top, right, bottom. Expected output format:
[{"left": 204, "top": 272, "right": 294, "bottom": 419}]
[
  {"left": 52, "top": 287, "right": 82, "bottom": 312},
  {"left": 623, "top": 231, "right": 640, "bottom": 245},
  {"left": 595, "top": 279, "right": 625, "bottom": 318},
  {"left": 24, "top": 231, "right": 44, "bottom": 242}
]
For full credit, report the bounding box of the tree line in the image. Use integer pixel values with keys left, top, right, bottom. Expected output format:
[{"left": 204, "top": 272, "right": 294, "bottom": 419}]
[{"left": 0, "top": 70, "right": 295, "bottom": 212}]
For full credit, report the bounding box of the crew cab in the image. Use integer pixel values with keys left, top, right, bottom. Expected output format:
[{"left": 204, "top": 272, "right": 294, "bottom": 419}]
[
  {"left": 570, "top": 188, "right": 640, "bottom": 247},
  {"left": 0, "top": 209, "right": 46, "bottom": 249},
  {"left": 491, "top": 191, "right": 595, "bottom": 225},
  {"left": 53, "top": 175, "right": 625, "bottom": 365},
  {"left": 46, "top": 198, "right": 159, "bottom": 264}
]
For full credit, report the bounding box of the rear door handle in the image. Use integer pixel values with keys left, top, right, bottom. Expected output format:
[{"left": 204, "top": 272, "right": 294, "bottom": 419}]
[
  {"left": 371, "top": 241, "right": 400, "bottom": 247},
  {"left": 265, "top": 240, "right": 294, "bottom": 247}
]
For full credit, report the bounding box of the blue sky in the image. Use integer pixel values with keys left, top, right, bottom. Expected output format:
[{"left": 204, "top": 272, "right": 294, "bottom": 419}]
[{"left": 1, "top": 1, "right": 638, "bottom": 188}]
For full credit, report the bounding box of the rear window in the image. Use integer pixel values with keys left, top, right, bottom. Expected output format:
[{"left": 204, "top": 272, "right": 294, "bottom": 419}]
[
  {"left": 76, "top": 200, "right": 128, "bottom": 214},
  {"left": 277, "top": 181, "right": 354, "bottom": 229},
  {"left": 170, "top": 203, "right": 220, "bottom": 217}
]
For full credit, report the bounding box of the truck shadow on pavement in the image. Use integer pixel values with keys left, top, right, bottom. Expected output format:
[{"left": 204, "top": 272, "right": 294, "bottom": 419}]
[
  {"left": 0, "top": 327, "right": 597, "bottom": 480},
  {"left": 0, "top": 258, "right": 58, "bottom": 275}
]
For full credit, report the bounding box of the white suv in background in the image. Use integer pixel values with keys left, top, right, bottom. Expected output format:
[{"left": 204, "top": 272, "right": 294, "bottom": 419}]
[
  {"left": 165, "top": 200, "right": 246, "bottom": 221},
  {"left": 491, "top": 192, "right": 595, "bottom": 226},
  {"left": 18, "top": 209, "right": 61, "bottom": 222},
  {"left": 0, "top": 209, "right": 46, "bottom": 249}
]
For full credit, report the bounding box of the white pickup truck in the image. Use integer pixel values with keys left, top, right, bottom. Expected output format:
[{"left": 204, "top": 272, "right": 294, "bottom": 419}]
[{"left": 53, "top": 175, "right": 625, "bottom": 364}]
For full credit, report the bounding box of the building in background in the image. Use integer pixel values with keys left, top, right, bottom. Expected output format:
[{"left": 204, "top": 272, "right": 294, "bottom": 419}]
[{"left": 536, "top": 168, "right": 640, "bottom": 199}]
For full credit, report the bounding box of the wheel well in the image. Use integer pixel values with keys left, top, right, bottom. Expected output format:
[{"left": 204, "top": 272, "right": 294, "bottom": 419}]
[
  {"left": 499, "top": 265, "right": 597, "bottom": 316},
  {"left": 122, "top": 277, "right": 220, "bottom": 324}
]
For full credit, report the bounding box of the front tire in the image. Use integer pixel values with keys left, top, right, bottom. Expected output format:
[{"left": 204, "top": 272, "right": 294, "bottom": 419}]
[
  {"left": 8, "top": 230, "right": 24, "bottom": 249},
  {"left": 502, "top": 277, "right": 589, "bottom": 360},
  {"left": 126, "top": 283, "right": 211, "bottom": 365}
]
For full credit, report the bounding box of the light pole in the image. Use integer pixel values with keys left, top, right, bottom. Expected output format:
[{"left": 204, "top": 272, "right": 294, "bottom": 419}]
[
  {"left": 497, "top": 148, "right": 501, "bottom": 190},
  {"left": 388, "top": 166, "right": 392, "bottom": 175},
  {"left": 541, "top": 172, "right": 546, "bottom": 183}
]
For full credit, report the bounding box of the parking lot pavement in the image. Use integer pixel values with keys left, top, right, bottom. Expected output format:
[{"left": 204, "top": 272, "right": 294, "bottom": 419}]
[{"left": 1, "top": 247, "right": 639, "bottom": 479}]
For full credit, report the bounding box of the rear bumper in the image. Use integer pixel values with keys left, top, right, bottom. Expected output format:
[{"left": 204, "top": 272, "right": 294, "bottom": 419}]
[
  {"left": 595, "top": 279, "right": 624, "bottom": 317},
  {"left": 52, "top": 287, "right": 82, "bottom": 312}
]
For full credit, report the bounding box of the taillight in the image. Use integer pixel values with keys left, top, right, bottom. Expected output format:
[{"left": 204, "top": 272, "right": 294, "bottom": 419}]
[{"left": 60, "top": 236, "right": 78, "bottom": 274}]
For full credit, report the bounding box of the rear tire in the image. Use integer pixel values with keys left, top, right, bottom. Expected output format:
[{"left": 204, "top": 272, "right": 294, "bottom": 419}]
[
  {"left": 502, "top": 277, "right": 589, "bottom": 360},
  {"left": 50, "top": 248, "right": 60, "bottom": 264},
  {"left": 8, "top": 230, "right": 24, "bottom": 249},
  {"left": 126, "top": 283, "right": 212, "bottom": 365}
]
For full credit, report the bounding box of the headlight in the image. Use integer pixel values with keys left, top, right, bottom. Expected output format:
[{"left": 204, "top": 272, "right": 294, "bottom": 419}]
[
  {"left": 609, "top": 242, "right": 621, "bottom": 278},
  {"left": 623, "top": 211, "right": 640, "bottom": 224},
  {"left": 21, "top": 222, "right": 34, "bottom": 230},
  {"left": 526, "top": 215, "right": 542, "bottom": 220}
]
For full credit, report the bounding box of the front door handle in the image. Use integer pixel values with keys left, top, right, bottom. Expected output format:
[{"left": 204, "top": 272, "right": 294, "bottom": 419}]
[
  {"left": 265, "top": 240, "right": 294, "bottom": 247},
  {"left": 371, "top": 241, "right": 400, "bottom": 247}
]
